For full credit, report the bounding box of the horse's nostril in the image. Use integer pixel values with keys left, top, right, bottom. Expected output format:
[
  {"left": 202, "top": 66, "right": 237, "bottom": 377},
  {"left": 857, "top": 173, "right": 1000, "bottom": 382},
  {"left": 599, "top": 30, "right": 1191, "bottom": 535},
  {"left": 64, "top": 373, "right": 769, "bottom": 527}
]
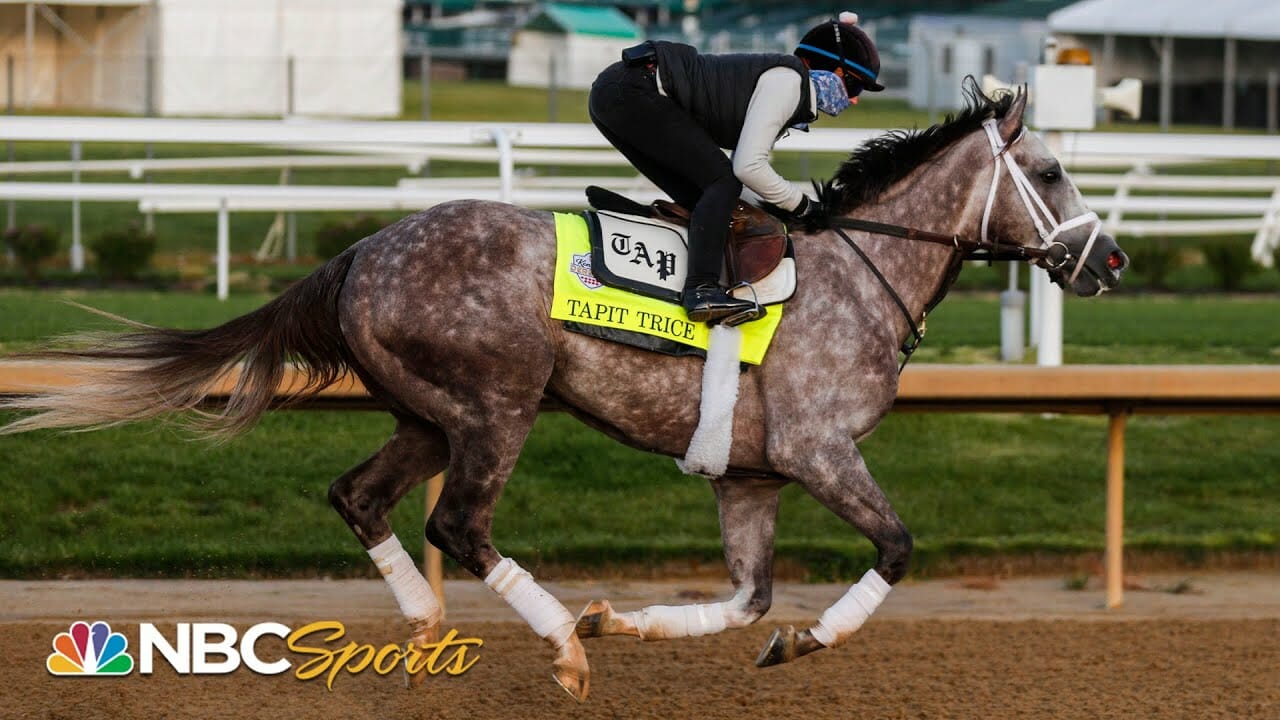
[{"left": 1107, "top": 251, "right": 1127, "bottom": 271}]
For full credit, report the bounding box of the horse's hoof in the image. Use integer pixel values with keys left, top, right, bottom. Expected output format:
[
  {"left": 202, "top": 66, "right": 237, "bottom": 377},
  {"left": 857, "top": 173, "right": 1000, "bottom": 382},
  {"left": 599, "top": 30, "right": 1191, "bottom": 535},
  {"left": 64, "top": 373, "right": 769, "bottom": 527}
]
[
  {"left": 755, "top": 626, "right": 825, "bottom": 668},
  {"left": 575, "top": 600, "right": 611, "bottom": 639},
  {"left": 403, "top": 620, "right": 440, "bottom": 689},
  {"left": 551, "top": 636, "right": 590, "bottom": 703},
  {"left": 755, "top": 625, "right": 798, "bottom": 667}
]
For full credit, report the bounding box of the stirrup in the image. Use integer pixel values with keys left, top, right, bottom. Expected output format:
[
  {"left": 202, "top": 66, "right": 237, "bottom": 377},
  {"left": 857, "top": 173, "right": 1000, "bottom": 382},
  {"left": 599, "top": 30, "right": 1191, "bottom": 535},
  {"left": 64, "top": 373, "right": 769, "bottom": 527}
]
[{"left": 719, "top": 283, "right": 766, "bottom": 327}]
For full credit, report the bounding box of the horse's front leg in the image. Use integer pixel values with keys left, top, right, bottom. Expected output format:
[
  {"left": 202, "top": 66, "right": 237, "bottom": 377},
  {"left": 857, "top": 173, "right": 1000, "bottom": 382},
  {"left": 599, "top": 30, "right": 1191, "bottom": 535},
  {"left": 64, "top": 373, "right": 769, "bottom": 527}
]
[
  {"left": 577, "top": 476, "right": 782, "bottom": 642},
  {"left": 756, "top": 439, "right": 912, "bottom": 667}
]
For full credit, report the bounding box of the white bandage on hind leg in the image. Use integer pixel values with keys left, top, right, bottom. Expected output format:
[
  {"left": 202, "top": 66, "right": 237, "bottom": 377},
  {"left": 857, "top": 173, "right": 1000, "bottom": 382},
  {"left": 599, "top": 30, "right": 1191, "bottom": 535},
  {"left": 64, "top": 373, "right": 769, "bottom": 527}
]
[
  {"left": 485, "top": 557, "right": 576, "bottom": 647},
  {"left": 367, "top": 535, "right": 443, "bottom": 626},
  {"left": 810, "top": 569, "right": 891, "bottom": 648}
]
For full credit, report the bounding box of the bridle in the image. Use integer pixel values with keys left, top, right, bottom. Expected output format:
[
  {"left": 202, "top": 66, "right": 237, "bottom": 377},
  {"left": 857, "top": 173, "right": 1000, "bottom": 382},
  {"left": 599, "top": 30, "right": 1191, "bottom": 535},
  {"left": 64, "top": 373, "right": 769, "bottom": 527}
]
[
  {"left": 978, "top": 118, "right": 1102, "bottom": 287},
  {"left": 822, "top": 114, "right": 1104, "bottom": 370}
]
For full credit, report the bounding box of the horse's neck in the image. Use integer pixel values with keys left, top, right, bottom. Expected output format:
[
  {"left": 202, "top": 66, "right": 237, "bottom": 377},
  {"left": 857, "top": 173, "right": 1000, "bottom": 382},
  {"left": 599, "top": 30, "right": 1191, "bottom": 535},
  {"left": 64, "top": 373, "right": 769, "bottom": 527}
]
[{"left": 834, "top": 138, "right": 989, "bottom": 324}]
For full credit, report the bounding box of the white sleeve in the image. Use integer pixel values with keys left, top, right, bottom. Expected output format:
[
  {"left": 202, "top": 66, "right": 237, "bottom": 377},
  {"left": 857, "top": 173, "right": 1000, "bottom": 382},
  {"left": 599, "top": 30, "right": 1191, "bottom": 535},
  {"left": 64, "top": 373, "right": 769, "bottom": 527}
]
[{"left": 732, "top": 67, "right": 810, "bottom": 212}]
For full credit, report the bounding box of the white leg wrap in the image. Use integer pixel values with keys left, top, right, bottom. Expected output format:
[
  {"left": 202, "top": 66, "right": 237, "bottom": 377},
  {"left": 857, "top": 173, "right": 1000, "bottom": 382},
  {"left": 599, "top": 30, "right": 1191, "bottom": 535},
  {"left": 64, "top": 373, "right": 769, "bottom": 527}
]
[
  {"left": 810, "top": 569, "right": 891, "bottom": 648},
  {"left": 484, "top": 557, "right": 576, "bottom": 647},
  {"left": 623, "top": 602, "right": 732, "bottom": 640},
  {"left": 367, "top": 535, "right": 443, "bottom": 626},
  {"left": 618, "top": 588, "right": 757, "bottom": 640}
]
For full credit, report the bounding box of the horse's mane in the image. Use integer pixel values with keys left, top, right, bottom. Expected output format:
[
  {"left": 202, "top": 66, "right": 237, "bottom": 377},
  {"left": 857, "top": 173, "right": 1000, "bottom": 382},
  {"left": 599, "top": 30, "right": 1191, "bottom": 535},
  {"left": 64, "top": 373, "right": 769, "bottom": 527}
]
[{"left": 827, "top": 82, "right": 1018, "bottom": 212}]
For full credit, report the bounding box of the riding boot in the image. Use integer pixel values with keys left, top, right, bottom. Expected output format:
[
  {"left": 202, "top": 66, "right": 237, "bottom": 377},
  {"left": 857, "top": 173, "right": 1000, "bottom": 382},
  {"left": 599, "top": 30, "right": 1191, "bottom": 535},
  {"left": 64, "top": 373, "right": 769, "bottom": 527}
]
[{"left": 682, "top": 283, "right": 764, "bottom": 325}]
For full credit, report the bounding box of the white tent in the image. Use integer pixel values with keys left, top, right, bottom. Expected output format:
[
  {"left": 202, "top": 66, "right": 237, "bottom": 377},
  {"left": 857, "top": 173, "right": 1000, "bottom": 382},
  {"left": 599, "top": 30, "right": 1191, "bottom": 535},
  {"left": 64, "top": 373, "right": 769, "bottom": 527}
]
[{"left": 0, "top": 0, "right": 402, "bottom": 117}]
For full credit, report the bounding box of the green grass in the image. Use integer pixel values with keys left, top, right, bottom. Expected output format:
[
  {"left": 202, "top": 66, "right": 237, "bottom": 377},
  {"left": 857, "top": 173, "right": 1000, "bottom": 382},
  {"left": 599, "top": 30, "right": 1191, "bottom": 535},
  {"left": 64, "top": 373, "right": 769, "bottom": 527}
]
[
  {"left": 0, "top": 290, "right": 273, "bottom": 354},
  {"left": 914, "top": 292, "right": 1280, "bottom": 364},
  {"left": 0, "top": 289, "right": 1278, "bottom": 578},
  {"left": 2, "top": 410, "right": 1275, "bottom": 580}
]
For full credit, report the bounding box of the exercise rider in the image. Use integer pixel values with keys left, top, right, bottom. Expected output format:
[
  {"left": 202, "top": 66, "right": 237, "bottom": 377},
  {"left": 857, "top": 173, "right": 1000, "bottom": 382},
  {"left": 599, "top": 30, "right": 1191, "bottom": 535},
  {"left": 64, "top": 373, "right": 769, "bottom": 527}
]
[{"left": 588, "top": 11, "right": 884, "bottom": 324}]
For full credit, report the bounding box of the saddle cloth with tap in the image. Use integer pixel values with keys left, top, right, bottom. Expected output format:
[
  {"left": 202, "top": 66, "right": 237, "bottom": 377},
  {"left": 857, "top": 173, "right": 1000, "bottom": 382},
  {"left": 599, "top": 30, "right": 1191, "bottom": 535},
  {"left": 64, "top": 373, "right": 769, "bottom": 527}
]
[{"left": 549, "top": 212, "right": 784, "bottom": 365}]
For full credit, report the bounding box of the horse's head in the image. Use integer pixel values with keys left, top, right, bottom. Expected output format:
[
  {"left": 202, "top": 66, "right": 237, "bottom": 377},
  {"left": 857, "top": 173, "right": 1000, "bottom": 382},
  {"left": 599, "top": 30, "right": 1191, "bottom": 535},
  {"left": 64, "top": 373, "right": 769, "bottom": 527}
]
[{"left": 977, "top": 90, "right": 1128, "bottom": 296}]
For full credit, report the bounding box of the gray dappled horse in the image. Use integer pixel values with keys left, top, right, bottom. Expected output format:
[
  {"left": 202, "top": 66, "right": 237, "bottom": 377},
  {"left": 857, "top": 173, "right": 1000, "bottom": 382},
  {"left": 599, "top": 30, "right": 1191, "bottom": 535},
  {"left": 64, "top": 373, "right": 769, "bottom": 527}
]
[{"left": 1, "top": 89, "right": 1125, "bottom": 701}]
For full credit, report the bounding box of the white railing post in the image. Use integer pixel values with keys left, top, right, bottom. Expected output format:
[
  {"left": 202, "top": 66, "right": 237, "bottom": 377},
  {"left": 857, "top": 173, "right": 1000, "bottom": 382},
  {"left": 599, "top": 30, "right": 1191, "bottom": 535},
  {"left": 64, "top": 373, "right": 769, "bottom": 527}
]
[
  {"left": 1036, "top": 275, "right": 1064, "bottom": 367},
  {"left": 1028, "top": 265, "right": 1043, "bottom": 348},
  {"left": 216, "top": 197, "right": 229, "bottom": 301},
  {"left": 489, "top": 128, "right": 515, "bottom": 203},
  {"left": 70, "top": 141, "right": 83, "bottom": 273},
  {"left": 999, "top": 263, "right": 1025, "bottom": 362}
]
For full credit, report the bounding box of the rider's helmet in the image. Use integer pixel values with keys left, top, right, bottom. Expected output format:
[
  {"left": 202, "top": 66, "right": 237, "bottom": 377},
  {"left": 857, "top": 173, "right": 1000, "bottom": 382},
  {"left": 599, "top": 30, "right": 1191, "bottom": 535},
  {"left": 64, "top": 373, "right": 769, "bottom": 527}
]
[{"left": 795, "top": 12, "right": 885, "bottom": 95}]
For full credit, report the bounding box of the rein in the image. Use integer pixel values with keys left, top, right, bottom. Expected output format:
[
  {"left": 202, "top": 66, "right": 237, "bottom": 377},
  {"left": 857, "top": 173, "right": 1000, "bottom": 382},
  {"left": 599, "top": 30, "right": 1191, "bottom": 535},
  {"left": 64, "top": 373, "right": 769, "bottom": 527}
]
[
  {"left": 829, "top": 216, "right": 1060, "bottom": 265},
  {"left": 819, "top": 117, "right": 1101, "bottom": 371},
  {"left": 827, "top": 223, "right": 929, "bottom": 373}
]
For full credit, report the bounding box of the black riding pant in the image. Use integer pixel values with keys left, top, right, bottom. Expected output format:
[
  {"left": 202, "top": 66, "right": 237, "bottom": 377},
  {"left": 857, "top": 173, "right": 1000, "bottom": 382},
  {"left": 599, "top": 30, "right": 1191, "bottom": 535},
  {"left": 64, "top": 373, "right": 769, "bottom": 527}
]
[{"left": 588, "top": 61, "right": 741, "bottom": 288}]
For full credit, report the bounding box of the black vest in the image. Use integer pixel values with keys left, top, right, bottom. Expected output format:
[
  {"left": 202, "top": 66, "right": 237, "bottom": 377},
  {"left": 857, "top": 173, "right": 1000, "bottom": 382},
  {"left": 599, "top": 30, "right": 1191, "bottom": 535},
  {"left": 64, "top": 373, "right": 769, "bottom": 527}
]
[{"left": 653, "top": 41, "right": 815, "bottom": 151}]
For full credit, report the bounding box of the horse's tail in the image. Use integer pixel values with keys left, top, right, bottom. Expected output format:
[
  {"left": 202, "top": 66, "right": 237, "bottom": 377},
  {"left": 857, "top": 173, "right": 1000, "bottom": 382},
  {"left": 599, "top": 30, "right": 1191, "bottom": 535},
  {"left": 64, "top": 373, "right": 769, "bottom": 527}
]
[{"left": 0, "top": 247, "right": 361, "bottom": 438}]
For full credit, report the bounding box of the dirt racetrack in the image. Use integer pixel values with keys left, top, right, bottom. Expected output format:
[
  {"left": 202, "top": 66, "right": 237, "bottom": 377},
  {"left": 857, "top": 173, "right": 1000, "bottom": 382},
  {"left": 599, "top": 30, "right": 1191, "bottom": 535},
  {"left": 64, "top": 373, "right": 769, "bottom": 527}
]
[{"left": 3, "top": 573, "right": 1278, "bottom": 719}]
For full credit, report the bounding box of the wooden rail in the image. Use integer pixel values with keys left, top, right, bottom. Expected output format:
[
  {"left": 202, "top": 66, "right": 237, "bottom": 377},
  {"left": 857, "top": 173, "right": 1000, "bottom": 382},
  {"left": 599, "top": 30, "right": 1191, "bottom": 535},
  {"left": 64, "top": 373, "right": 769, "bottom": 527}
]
[
  {"left": 897, "top": 365, "right": 1280, "bottom": 607},
  {"left": 4, "top": 361, "right": 1280, "bottom": 609}
]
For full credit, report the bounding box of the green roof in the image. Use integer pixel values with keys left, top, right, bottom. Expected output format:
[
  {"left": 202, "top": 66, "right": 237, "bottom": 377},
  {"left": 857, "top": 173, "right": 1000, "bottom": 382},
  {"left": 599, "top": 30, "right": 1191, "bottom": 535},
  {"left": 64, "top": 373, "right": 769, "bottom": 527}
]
[{"left": 523, "top": 3, "right": 643, "bottom": 38}]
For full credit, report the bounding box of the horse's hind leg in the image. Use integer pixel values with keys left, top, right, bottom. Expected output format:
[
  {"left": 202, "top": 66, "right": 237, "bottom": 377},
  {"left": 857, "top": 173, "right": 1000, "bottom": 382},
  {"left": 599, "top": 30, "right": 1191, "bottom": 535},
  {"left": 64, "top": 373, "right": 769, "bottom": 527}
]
[
  {"left": 756, "top": 440, "right": 911, "bottom": 667},
  {"left": 327, "top": 414, "right": 449, "bottom": 687},
  {"left": 577, "top": 476, "right": 782, "bottom": 642},
  {"left": 424, "top": 406, "right": 591, "bottom": 702}
]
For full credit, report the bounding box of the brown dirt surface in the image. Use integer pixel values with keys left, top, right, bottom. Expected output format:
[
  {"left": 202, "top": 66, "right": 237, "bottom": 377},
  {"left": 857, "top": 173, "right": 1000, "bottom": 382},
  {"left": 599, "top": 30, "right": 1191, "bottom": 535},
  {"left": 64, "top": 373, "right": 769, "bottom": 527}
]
[{"left": 3, "top": 574, "right": 1279, "bottom": 719}]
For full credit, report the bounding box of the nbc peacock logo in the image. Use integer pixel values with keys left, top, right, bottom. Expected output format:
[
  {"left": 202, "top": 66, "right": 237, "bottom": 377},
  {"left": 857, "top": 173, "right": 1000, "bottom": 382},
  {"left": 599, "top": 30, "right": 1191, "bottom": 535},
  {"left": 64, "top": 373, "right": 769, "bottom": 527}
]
[{"left": 47, "top": 621, "right": 134, "bottom": 676}]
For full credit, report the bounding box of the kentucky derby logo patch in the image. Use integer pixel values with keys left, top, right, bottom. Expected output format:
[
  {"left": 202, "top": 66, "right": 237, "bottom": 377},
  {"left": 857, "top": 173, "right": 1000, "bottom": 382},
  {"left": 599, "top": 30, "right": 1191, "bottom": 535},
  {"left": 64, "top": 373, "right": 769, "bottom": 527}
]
[
  {"left": 47, "top": 621, "right": 134, "bottom": 676},
  {"left": 570, "top": 252, "right": 602, "bottom": 289}
]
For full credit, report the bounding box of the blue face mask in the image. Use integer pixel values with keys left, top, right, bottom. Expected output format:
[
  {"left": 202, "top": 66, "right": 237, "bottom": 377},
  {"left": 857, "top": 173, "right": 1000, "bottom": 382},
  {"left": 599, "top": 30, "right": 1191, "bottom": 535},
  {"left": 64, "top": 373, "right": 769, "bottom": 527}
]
[{"left": 810, "top": 70, "right": 851, "bottom": 117}]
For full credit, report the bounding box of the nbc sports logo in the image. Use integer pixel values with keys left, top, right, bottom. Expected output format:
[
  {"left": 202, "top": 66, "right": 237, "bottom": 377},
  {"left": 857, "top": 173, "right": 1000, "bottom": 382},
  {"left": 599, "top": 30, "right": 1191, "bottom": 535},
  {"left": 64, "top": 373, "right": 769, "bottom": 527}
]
[
  {"left": 43, "top": 619, "right": 480, "bottom": 687},
  {"left": 47, "top": 621, "right": 135, "bottom": 676}
]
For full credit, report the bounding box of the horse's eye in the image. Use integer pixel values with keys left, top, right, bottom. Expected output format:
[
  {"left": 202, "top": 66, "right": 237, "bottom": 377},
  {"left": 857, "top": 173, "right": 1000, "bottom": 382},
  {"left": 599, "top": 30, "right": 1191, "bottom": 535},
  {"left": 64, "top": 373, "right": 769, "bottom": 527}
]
[{"left": 1041, "top": 170, "right": 1062, "bottom": 184}]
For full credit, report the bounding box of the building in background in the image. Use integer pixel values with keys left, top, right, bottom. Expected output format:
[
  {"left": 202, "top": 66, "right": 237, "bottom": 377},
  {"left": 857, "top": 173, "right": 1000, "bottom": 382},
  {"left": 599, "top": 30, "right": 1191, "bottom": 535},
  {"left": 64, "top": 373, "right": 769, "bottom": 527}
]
[
  {"left": 404, "top": 0, "right": 679, "bottom": 79},
  {"left": 405, "top": 1, "right": 1057, "bottom": 94},
  {"left": 507, "top": 2, "right": 641, "bottom": 89},
  {"left": 404, "top": 0, "right": 534, "bottom": 80},
  {"left": 1048, "top": 0, "right": 1280, "bottom": 129},
  {"left": 906, "top": 14, "right": 1046, "bottom": 111},
  {"left": 0, "top": 0, "right": 403, "bottom": 117},
  {"left": 904, "top": 1, "right": 1077, "bottom": 113}
]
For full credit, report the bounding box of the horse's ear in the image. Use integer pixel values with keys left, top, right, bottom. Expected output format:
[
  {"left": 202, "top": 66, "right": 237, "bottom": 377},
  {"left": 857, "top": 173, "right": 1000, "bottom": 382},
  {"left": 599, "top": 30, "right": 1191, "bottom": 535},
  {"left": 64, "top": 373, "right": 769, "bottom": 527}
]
[{"left": 997, "top": 87, "right": 1028, "bottom": 142}]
